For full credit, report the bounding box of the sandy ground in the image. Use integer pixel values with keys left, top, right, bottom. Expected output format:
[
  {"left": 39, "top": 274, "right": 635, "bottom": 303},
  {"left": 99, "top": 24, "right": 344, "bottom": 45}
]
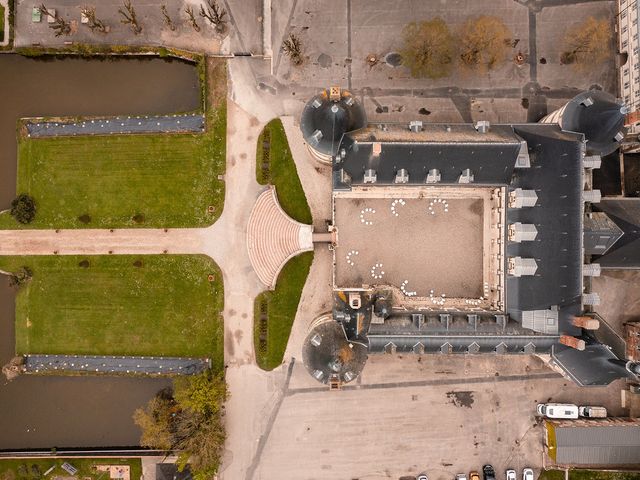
[{"left": 334, "top": 196, "right": 484, "bottom": 298}]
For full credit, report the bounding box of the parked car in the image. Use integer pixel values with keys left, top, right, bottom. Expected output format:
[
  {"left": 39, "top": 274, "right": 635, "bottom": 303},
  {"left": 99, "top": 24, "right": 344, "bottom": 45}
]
[
  {"left": 536, "top": 403, "right": 579, "bottom": 419},
  {"left": 506, "top": 469, "right": 516, "bottom": 480},
  {"left": 483, "top": 465, "right": 496, "bottom": 480},
  {"left": 578, "top": 405, "right": 607, "bottom": 418},
  {"left": 523, "top": 468, "right": 534, "bottom": 480},
  {"left": 470, "top": 471, "right": 480, "bottom": 480},
  {"left": 417, "top": 474, "right": 428, "bottom": 480},
  {"left": 456, "top": 474, "right": 468, "bottom": 480}
]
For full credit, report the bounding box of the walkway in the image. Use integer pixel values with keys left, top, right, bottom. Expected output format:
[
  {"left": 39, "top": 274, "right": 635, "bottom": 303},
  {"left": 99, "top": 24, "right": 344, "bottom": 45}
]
[
  {"left": 25, "top": 113, "right": 204, "bottom": 138},
  {"left": 247, "top": 186, "right": 313, "bottom": 289}
]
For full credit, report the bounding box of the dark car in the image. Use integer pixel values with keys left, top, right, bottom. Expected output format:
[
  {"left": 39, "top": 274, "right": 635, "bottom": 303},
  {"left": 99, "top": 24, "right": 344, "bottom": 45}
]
[{"left": 483, "top": 465, "right": 496, "bottom": 480}]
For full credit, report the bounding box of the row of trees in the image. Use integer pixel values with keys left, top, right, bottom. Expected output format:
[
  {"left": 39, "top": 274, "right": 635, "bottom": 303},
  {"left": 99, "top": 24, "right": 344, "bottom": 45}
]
[
  {"left": 133, "top": 370, "right": 227, "bottom": 480},
  {"left": 399, "top": 15, "right": 611, "bottom": 79},
  {"left": 38, "top": 0, "right": 227, "bottom": 37}
]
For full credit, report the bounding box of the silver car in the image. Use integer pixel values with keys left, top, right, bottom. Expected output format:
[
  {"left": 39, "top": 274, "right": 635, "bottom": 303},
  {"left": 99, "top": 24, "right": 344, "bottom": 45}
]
[
  {"left": 523, "top": 469, "right": 534, "bottom": 480},
  {"left": 506, "top": 470, "right": 516, "bottom": 480}
]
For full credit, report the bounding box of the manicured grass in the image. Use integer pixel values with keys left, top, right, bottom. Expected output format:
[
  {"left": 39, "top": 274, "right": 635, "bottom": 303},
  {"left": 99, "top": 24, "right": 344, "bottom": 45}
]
[
  {"left": 0, "top": 458, "right": 142, "bottom": 480},
  {"left": 0, "top": 255, "right": 223, "bottom": 368},
  {"left": 254, "top": 251, "right": 314, "bottom": 371},
  {"left": 3, "top": 59, "right": 226, "bottom": 230},
  {"left": 256, "top": 119, "right": 312, "bottom": 225},
  {"left": 540, "top": 471, "right": 640, "bottom": 480}
]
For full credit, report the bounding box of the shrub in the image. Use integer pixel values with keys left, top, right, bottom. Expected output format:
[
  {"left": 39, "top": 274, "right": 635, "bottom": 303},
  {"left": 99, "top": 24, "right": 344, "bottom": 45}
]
[{"left": 10, "top": 194, "right": 36, "bottom": 224}]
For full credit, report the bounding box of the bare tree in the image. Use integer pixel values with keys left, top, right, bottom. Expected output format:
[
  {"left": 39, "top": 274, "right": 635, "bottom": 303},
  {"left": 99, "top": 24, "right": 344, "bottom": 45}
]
[
  {"left": 160, "top": 4, "right": 175, "bottom": 31},
  {"left": 400, "top": 19, "right": 454, "bottom": 78},
  {"left": 118, "top": 0, "right": 142, "bottom": 35},
  {"left": 38, "top": 4, "right": 72, "bottom": 37},
  {"left": 458, "top": 16, "right": 512, "bottom": 71},
  {"left": 561, "top": 16, "right": 612, "bottom": 67},
  {"left": 185, "top": 6, "right": 200, "bottom": 32},
  {"left": 282, "top": 33, "right": 303, "bottom": 66},
  {"left": 199, "top": 0, "right": 227, "bottom": 34},
  {"left": 80, "top": 6, "right": 108, "bottom": 33}
]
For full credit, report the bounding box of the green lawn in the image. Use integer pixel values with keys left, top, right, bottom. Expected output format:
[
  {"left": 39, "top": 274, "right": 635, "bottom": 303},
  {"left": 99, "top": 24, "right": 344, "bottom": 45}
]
[
  {"left": 254, "top": 251, "right": 314, "bottom": 371},
  {"left": 539, "top": 471, "right": 640, "bottom": 480},
  {"left": 1, "top": 59, "right": 226, "bottom": 230},
  {"left": 0, "top": 255, "right": 224, "bottom": 369},
  {"left": 256, "top": 119, "right": 312, "bottom": 224},
  {"left": 0, "top": 458, "right": 142, "bottom": 480}
]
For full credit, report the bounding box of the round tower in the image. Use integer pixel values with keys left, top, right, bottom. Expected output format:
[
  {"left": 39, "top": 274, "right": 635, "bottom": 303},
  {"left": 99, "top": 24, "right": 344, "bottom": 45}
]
[
  {"left": 540, "top": 90, "right": 627, "bottom": 156},
  {"left": 300, "top": 86, "right": 366, "bottom": 164}
]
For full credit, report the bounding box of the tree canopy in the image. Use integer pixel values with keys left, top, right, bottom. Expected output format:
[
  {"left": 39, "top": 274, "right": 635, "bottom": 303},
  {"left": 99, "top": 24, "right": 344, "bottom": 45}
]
[
  {"left": 561, "top": 16, "right": 612, "bottom": 67},
  {"left": 458, "top": 16, "right": 512, "bottom": 70},
  {"left": 10, "top": 194, "right": 36, "bottom": 224},
  {"left": 400, "top": 18, "right": 455, "bottom": 79},
  {"left": 133, "top": 371, "right": 227, "bottom": 479}
]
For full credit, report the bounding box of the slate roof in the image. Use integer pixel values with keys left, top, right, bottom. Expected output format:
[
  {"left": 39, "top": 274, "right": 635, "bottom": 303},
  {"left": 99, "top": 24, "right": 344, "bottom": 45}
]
[
  {"left": 334, "top": 123, "right": 522, "bottom": 187},
  {"left": 506, "top": 125, "right": 585, "bottom": 336},
  {"left": 593, "top": 199, "right": 640, "bottom": 268}
]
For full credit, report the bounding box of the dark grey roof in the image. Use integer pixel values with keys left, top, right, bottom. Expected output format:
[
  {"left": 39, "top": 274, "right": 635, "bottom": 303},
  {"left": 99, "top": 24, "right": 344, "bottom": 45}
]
[
  {"left": 156, "top": 464, "right": 192, "bottom": 480},
  {"left": 551, "top": 342, "right": 635, "bottom": 386},
  {"left": 300, "top": 90, "right": 366, "bottom": 157},
  {"left": 583, "top": 212, "right": 624, "bottom": 255},
  {"left": 556, "top": 90, "right": 626, "bottom": 156},
  {"left": 506, "top": 125, "right": 584, "bottom": 337},
  {"left": 552, "top": 422, "right": 640, "bottom": 465},
  {"left": 334, "top": 124, "right": 522, "bottom": 187},
  {"left": 593, "top": 199, "right": 640, "bottom": 268}
]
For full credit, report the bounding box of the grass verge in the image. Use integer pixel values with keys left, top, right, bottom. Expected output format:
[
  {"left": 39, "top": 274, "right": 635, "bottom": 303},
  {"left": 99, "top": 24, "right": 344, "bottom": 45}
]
[
  {"left": 539, "top": 471, "right": 640, "bottom": 480},
  {"left": 256, "top": 119, "right": 312, "bottom": 224},
  {"left": 253, "top": 251, "right": 314, "bottom": 371},
  {"left": 0, "top": 458, "right": 142, "bottom": 480},
  {"left": 0, "top": 255, "right": 223, "bottom": 368},
  {"left": 3, "top": 58, "right": 226, "bottom": 229}
]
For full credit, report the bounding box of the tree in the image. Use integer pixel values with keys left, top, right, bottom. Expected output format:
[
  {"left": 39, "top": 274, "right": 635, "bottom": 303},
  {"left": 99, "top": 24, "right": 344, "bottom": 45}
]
[
  {"left": 282, "top": 33, "right": 303, "bottom": 66},
  {"left": 10, "top": 194, "right": 36, "bottom": 224},
  {"left": 160, "top": 5, "right": 176, "bottom": 31},
  {"left": 80, "top": 6, "right": 108, "bottom": 33},
  {"left": 561, "top": 16, "right": 612, "bottom": 67},
  {"left": 133, "top": 371, "right": 227, "bottom": 479},
  {"left": 458, "top": 16, "right": 512, "bottom": 71},
  {"left": 199, "top": 0, "right": 227, "bottom": 34},
  {"left": 118, "top": 0, "right": 142, "bottom": 35},
  {"left": 38, "top": 4, "right": 72, "bottom": 37},
  {"left": 185, "top": 6, "right": 200, "bottom": 32},
  {"left": 400, "top": 18, "right": 455, "bottom": 78},
  {"left": 8, "top": 267, "right": 33, "bottom": 289}
]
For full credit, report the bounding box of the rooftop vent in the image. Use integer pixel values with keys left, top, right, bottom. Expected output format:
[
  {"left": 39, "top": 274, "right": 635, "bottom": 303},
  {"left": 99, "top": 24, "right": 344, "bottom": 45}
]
[
  {"left": 310, "top": 333, "right": 322, "bottom": 347},
  {"left": 523, "top": 342, "right": 536, "bottom": 354},
  {"left": 310, "top": 129, "right": 323, "bottom": 146},
  {"left": 468, "top": 342, "right": 481, "bottom": 354},
  {"left": 474, "top": 120, "right": 490, "bottom": 133},
  {"left": 458, "top": 168, "right": 474, "bottom": 184},
  {"left": 364, "top": 168, "right": 377, "bottom": 184},
  {"left": 583, "top": 263, "right": 601, "bottom": 277},
  {"left": 515, "top": 141, "right": 531, "bottom": 168},
  {"left": 508, "top": 256, "right": 538, "bottom": 277},
  {"left": 409, "top": 120, "right": 423, "bottom": 132},
  {"left": 348, "top": 292, "right": 361, "bottom": 310},
  {"left": 440, "top": 342, "right": 452, "bottom": 354},
  {"left": 311, "top": 98, "right": 322, "bottom": 108},
  {"left": 509, "top": 188, "right": 538, "bottom": 208},
  {"left": 426, "top": 168, "right": 441, "bottom": 184},
  {"left": 413, "top": 342, "right": 425, "bottom": 354},
  {"left": 580, "top": 96, "right": 594, "bottom": 107},
  {"left": 313, "top": 369, "right": 324, "bottom": 381},
  {"left": 372, "top": 142, "right": 382, "bottom": 157},
  {"left": 614, "top": 131, "right": 625, "bottom": 142},
  {"left": 508, "top": 222, "right": 538, "bottom": 243},
  {"left": 384, "top": 342, "right": 397, "bottom": 354},
  {"left": 344, "top": 96, "right": 355, "bottom": 106},
  {"left": 583, "top": 189, "right": 602, "bottom": 203},
  {"left": 583, "top": 292, "right": 600, "bottom": 306},
  {"left": 395, "top": 168, "right": 409, "bottom": 184},
  {"left": 583, "top": 155, "right": 602, "bottom": 169},
  {"left": 495, "top": 342, "right": 508, "bottom": 355}
]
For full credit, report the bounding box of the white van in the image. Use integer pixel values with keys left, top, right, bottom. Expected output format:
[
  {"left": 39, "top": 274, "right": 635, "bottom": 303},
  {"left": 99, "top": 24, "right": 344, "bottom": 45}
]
[{"left": 536, "top": 403, "right": 579, "bottom": 419}]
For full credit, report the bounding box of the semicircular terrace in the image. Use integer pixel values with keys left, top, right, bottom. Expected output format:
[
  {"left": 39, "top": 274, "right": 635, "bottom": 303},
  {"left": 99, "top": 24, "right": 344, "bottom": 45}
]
[{"left": 247, "top": 187, "right": 314, "bottom": 289}]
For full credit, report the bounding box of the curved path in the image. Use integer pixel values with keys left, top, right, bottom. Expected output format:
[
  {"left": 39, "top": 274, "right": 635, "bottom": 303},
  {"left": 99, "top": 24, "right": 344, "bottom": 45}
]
[{"left": 246, "top": 186, "right": 313, "bottom": 289}]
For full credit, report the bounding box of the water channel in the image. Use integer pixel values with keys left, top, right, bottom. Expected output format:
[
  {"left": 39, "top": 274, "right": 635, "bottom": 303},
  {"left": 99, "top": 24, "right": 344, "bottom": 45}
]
[{"left": 0, "top": 54, "right": 200, "bottom": 449}]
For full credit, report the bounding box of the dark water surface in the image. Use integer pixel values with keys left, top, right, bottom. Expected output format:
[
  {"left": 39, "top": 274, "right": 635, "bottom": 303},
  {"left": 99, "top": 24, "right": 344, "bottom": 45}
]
[{"left": 0, "top": 54, "right": 200, "bottom": 449}]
